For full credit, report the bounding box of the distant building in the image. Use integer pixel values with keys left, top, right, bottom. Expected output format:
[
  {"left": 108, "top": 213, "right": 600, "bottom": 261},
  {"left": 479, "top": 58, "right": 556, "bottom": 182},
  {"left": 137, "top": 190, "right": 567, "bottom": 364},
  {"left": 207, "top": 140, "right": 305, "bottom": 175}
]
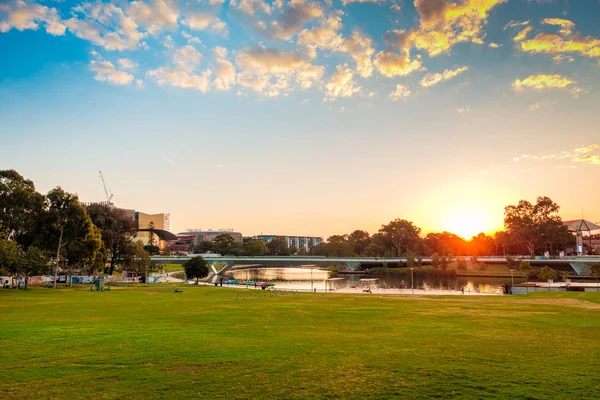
[
  {"left": 170, "top": 229, "right": 243, "bottom": 253},
  {"left": 254, "top": 235, "right": 323, "bottom": 251}
]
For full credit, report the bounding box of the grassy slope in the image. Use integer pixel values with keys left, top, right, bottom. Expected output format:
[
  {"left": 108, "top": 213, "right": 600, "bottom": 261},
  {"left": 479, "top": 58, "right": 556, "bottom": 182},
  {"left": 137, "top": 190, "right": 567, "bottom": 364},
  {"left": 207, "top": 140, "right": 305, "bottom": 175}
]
[{"left": 1, "top": 288, "right": 599, "bottom": 399}]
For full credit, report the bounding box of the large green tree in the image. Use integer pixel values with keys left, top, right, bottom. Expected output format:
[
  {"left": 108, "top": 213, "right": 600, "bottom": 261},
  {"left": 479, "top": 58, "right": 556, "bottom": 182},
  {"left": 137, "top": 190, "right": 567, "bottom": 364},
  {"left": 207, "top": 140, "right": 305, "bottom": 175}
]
[
  {"left": 243, "top": 238, "right": 268, "bottom": 256},
  {"left": 212, "top": 234, "right": 237, "bottom": 255},
  {"left": 184, "top": 256, "right": 209, "bottom": 284},
  {"left": 0, "top": 170, "right": 44, "bottom": 247},
  {"left": 13, "top": 247, "right": 50, "bottom": 290},
  {"left": 504, "top": 196, "right": 572, "bottom": 257},
  {"left": 0, "top": 227, "right": 20, "bottom": 275},
  {"left": 378, "top": 219, "right": 422, "bottom": 257},
  {"left": 347, "top": 230, "right": 371, "bottom": 256},
  {"left": 40, "top": 188, "right": 103, "bottom": 287},
  {"left": 86, "top": 203, "right": 137, "bottom": 274},
  {"left": 267, "top": 238, "right": 291, "bottom": 256},
  {"left": 123, "top": 240, "right": 151, "bottom": 275}
]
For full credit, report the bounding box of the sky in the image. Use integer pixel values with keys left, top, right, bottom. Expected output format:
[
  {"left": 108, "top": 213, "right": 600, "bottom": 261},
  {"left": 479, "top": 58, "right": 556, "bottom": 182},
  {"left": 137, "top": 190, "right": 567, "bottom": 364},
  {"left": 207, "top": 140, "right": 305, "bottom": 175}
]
[{"left": 1, "top": 0, "right": 599, "bottom": 240}]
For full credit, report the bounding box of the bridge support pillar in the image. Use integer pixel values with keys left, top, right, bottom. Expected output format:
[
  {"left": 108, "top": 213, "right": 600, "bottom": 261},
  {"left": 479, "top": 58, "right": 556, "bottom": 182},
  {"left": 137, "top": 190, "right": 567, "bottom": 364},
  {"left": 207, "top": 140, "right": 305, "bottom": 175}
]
[
  {"left": 346, "top": 262, "right": 361, "bottom": 271},
  {"left": 215, "top": 262, "right": 236, "bottom": 275}
]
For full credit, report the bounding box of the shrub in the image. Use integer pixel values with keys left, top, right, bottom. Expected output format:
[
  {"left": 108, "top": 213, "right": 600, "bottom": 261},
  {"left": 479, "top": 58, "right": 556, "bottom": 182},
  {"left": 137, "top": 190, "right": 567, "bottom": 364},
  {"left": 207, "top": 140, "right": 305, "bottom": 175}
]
[
  {"left": 456, "top": 257, "right": 467, "bottom": 270},
  {"left": 538, "top": 266, "right": 558, "bottom": 282},
  {"left": 518, "top": 261, "right": 532, "bottom": 271}
]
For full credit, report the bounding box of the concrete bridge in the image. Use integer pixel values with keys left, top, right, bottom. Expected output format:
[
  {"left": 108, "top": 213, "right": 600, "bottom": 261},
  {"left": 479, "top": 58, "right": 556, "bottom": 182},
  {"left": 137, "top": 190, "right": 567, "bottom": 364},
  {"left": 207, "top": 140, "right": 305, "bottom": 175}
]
[{"left": 150, "top": 255, "right": 600, "bottom": 276}]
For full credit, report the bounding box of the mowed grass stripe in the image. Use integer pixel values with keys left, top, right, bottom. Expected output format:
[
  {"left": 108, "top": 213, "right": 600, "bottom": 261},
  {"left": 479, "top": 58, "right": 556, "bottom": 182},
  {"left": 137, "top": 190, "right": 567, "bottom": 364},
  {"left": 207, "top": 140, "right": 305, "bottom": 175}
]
[{"left": 1, "top": 287, "right": 599, "bottom": 399}]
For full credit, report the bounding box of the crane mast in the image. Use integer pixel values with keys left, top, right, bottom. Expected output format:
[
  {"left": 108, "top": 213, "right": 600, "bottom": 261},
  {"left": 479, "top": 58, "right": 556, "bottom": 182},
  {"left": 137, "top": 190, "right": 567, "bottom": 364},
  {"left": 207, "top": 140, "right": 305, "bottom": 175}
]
[{"left": 98, "top": 170, "right": 113, "bottom": 204}]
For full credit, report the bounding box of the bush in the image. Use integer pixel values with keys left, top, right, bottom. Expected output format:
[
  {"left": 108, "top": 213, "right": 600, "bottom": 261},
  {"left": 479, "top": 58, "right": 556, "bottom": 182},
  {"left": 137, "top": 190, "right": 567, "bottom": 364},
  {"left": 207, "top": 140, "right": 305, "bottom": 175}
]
[
  {"left": 538, "top": 266, "right": 558, "bottom": 282},
  {"left": 456, "top": 257, "right": 467, "bottom": 270},
  {"left": 431, "top": 253, "right": 440, "bottom": 267},
  {"left": 518, "top": 261, "right": 532, "bottom": 271}
]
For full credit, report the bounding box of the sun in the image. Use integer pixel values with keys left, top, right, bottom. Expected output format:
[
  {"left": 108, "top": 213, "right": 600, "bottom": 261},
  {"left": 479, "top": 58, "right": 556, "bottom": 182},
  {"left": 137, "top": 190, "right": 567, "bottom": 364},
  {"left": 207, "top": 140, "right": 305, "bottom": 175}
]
[{"left": 446, "top": 213, "right": 487, "bottom": 239}]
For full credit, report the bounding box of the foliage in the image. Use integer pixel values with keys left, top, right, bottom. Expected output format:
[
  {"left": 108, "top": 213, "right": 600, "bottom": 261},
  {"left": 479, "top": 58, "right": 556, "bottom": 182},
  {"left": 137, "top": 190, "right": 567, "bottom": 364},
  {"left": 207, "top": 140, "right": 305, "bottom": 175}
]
[
  {"left": 538, "top": 266, "right": 559, "bottom": 282},
  {"left": 347, "top": 230, "right": 371, "bottom": 256},
  {"left": 518, "top": 260, "right": 532, "bottom": 272},
  {"left": 266, "top": 238, "right": 291, "bottom": 256},
  {"left": 243, "top": 238, "right": 267, "bottom": 256},
  {"left": 123, "top": 241, "right": 151, "bottom": 274},
  {"left": 183, "top": 256, "right": 209, "bottom": 284},
  {"left": 0, "top": 170, "right": 45, "bottom": 248},
  {"left": 504, "top": 196, "right": 572, "bottom": 257},
  {"left": 85, "top": 203, "right": 137, "bottom": 274},
  {"left": 0, "top": 228, "right": 20, "bottom": 272},
  {"left": 322, "top": 235, "right": 353, "bottom": 257},
  {"left": 431, "top": 253, "right": 440, "bottom": 267},
  {"left": 13, "top": 247, "right": 50, "bottom": 290},
  {"left": 143, "top": 244, "right": 160, "bottom": 256},
  {"left": 439, "top": 255, "right": 449, "bottom": 271},
  {"left": 189, "top": 240, "right": 213, "bottom": 254},
  {"left": 406, "top": 249, "right": 416, "bottom": 267},
  {"left": 590, "top": 263, "right": 600, "bottom": 278},
  {"left": 378, "top": 219, "right": 421, "bottom": 257},
  {"left": 212, "top": 234, "right": 237, "bottom": 255},
  {"left": 456, "top": 257, "right": 467, "bottom": 270}
]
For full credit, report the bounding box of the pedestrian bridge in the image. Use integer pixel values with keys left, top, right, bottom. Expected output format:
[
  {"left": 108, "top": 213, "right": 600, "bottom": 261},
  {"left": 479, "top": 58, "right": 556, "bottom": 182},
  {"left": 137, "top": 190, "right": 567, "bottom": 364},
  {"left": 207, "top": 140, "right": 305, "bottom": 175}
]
[{"left": 150, "top": 255, "right": 600, "bottom": 276}]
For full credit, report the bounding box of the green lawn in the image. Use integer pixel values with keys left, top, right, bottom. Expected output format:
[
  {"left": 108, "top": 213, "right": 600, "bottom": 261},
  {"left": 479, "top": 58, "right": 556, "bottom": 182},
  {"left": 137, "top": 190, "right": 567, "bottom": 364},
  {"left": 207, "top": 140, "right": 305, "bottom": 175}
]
[{"left": 1, "top": 287, "right": 599, "bottom": 399}]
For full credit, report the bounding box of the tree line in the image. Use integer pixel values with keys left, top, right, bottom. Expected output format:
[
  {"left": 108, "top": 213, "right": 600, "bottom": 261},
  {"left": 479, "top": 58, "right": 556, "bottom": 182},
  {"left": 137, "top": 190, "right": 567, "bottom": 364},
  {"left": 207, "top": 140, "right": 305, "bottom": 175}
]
[{"left": 0, "top": 170, "right": 152, "bottom": 288}]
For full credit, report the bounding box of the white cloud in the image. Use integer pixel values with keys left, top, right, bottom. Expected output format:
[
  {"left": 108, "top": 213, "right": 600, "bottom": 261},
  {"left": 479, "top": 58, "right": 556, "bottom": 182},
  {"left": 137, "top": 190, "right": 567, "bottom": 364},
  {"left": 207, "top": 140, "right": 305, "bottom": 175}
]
[
  {"left": 182, "top": 12, "right": 228, "bottom": 36},
  {"left": 389, "top": 84, "right": 411, "bottom": 100},
  {"left": 128, "top": 0, "right": 178, "bottom": 35},
  {"left": 147, "top": 45, "right": 211, "bottom": 92},
  {"left": 212, "top": 47, "right": 236, "bottom": 91},
  {"left": 173, "top": 45, "right": 203, "bottom": 72},
  {"left": 148, "top": 68, "right": 212, "bottom": 92},
  {"left": 118, "top": 58, "right": 138, "bottom": 70},
  {"left": 65, "top": 3, "right": 145, "bottom": 51},
  {"left": 324, "top": 64, "right": 361, "bottom": 100},
  {"left": 230, "top": 0, "right": 271, "bottom": 16},
  {"left": 89, "top": 60, "right": 134, "bottom": 85},
  {"left": 0, "top": 1, "right": 66, "bottom": 36}
]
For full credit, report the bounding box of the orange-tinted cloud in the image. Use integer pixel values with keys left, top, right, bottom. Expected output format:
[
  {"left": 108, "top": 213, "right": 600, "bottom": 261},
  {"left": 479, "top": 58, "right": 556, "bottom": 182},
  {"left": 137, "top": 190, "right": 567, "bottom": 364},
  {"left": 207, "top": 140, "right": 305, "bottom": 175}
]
[
  {"left": 420, "top": 65, "right": 468, "bottom": 87},
  {"left": 512, "top": 74, "right": 575, "bottom": 92},
  {"left": 519, "top": 19, "right": 600, "bottom": 59}
]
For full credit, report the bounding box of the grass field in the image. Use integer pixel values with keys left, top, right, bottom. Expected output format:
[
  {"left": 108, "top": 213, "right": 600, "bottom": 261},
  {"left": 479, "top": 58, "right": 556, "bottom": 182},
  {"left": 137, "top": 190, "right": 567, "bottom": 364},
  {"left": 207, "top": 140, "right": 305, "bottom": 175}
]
[{"left": 1, "top": 287, "right": 599, "bottom": 399}]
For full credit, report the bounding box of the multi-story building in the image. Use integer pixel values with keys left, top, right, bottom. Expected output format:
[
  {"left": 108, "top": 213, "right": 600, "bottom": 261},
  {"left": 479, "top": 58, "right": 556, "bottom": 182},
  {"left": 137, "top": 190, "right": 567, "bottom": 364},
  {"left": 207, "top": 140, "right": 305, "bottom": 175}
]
[
  {"left": 169, "top": 229, "right": 243, "bottom": 253},
  {"left": 254, "top": 235, "right": 323, "bottom": 251}
]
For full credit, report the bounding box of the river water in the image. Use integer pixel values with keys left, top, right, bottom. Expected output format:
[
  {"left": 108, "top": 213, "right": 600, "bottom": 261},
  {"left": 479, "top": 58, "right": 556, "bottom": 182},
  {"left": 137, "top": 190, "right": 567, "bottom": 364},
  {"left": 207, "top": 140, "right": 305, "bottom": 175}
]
[{"left": 224, "top": 268, "right": 528, "bottom": 294}]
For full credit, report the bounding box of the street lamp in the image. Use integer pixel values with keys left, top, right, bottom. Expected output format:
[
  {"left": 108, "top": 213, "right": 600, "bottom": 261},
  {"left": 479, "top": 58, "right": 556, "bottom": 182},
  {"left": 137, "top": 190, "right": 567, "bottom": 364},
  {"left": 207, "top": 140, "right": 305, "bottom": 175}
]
[
  {"left": 410, "top": 267, "right": 414, "bottom": 295},
  {"left": 509, "top": 269, "right": 514, "bottom": 287},
  {"left": 310, "top": 268, "right": 313, "bottom": 292}
]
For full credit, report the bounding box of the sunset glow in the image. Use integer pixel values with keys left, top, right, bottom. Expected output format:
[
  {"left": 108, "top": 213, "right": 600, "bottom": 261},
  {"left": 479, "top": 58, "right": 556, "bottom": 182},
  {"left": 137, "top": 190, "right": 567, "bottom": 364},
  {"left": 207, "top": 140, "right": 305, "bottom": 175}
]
[{"left": 1, "top": 0, "right": 599, "bottom": 237}]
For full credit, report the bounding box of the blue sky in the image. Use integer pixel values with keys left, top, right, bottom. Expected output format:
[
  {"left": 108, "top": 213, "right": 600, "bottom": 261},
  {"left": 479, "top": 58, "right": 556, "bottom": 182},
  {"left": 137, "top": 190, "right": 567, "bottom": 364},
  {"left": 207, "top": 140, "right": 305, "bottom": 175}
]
[{"left": 1, "top": 0, "right": 599, "bottom": 239}]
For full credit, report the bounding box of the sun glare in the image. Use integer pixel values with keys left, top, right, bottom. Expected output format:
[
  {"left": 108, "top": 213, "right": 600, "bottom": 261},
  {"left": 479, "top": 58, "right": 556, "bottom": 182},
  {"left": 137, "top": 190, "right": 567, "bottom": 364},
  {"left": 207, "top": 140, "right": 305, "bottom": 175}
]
[{"left": 446, "top": 213, "right": 487, "bottom": 239}]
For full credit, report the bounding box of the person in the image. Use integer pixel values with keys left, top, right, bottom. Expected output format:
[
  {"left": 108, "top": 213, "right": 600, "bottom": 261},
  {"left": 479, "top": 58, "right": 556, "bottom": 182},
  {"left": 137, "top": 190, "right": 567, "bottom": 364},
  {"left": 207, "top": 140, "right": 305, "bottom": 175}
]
[{"left": 461, "top": 287, "right": 464, "bottom": 295}]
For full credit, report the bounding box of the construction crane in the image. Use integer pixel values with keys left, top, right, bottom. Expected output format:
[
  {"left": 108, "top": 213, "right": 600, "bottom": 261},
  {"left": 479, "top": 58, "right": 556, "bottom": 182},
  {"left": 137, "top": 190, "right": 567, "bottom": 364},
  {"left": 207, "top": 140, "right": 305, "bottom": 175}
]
[{"left": 98, "top": 170, "right": 114, "bottom": 204}]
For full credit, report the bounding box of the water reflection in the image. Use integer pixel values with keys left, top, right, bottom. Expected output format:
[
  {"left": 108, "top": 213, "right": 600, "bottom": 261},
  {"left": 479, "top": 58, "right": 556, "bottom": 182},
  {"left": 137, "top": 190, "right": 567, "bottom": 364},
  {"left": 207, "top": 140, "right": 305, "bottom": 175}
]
[{"left": 223, "top": 267, "right": 527, "bottom": 294}]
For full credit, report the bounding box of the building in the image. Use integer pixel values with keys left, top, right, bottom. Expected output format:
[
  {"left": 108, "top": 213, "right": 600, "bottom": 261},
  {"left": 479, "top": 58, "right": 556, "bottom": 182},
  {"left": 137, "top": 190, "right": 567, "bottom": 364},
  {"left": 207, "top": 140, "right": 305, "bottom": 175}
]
[
  {"left": 563, "top": 219, "right": 600, "bottom": 255},
  {"left": 169, "top": 229, "right": 243, "bottom": 253},
  {"left": 254, "top": 235, "right": 324, "bottom": 251}
]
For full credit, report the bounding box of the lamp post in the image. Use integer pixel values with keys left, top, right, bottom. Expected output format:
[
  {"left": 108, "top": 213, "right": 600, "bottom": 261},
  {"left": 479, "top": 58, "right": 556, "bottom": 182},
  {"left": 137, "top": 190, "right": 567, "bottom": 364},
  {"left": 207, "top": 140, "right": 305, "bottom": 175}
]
[
  {"left": 310, "top": 268, "right": 313, "bottom": 292},
  {"left": 509, "top": 269, "right": 514, "bottom": 287},
  {"left": 410, "top": 267, "right": 414, "bottom": 295}
]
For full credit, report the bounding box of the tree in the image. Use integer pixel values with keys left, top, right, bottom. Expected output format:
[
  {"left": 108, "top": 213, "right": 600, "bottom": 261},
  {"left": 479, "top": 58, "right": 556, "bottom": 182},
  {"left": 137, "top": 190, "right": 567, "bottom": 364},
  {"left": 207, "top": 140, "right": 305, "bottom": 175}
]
[
  {"left": 348, "top": 230, "right": 371, "bottom": 256},
  {"left": 323, "top": 235, "right": 353, "bottom": 257},
  {"left": 184, "top": 256, "right": 209, "bottom": 284},
  {"left": 14, "top": 247, "right": 49, "bottom": 290},
  {"left": 406, "top": 249, "right": 416, "bottom": 268},
  {"left": 40, "top": 188, "right": 103, "bottom": 286},
  {"left": 212, "top": 234, "right": 237, "bottom": 255},
  {"left": 86, "top": 204, "right": 137, "bottom": 274},
  {"left": 267, "top": 238, "right": 291, "bottom": 256},
  {"left": 0, "top": 170, "right": 45, "bottom": 248},
  {"left": 378, "top": 219, "right": 422, "bottom": 257},
  {"left": 504, "top": 196, "right": 569, "bottom": 257},
  {"left": 143, "top": 244, "right": 160, "bottom": 256},
  {"left": 0, "top": 227, "right": 20, "bottom": 274},
  {"left": 538, "top": 266, "right": 558, "bottom": 281},
  {"left": 590, "top": 263, "right": 600, "bottom": 278},
  {"left": 243, "top": 238, "right": 267, "bottom": 256},
  {"left": 456, "top": 257, "right": 467, "bottom": 270},
  {"left": 189, "top": 240, "right": 214, "bottom": 254},
  {"left": 123, "top": 241, "right": 151, "bottom": 275}
]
